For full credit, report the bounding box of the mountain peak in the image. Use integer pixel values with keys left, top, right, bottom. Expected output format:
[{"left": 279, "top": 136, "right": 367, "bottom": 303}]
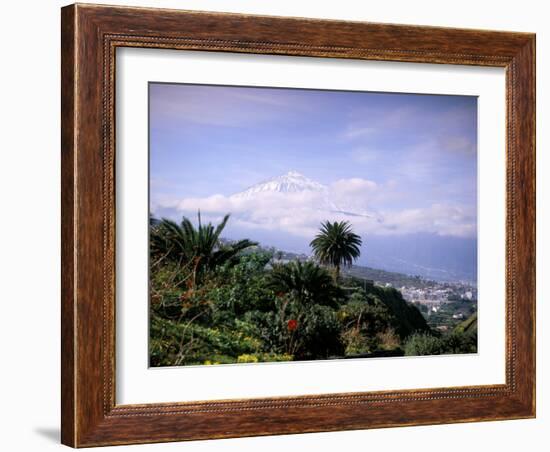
[
  {"left": 232, "top": 171, "right": 326, "bottom": 199},
  {"left": 230, "top": 171, "right": 371, "bottom": 218}
]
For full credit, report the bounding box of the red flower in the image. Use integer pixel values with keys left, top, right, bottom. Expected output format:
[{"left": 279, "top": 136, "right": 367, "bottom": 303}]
[
  {"left": 276, "top": 291, "right": 285, "bottom": 298},
  {"left": 287, "top": 319, "right": 298, "bottom": 331}
]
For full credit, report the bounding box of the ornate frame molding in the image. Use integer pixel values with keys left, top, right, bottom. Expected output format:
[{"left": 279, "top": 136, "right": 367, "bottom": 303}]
[{"left": 62, "top": 4, "right": 535, "bottom": 447}]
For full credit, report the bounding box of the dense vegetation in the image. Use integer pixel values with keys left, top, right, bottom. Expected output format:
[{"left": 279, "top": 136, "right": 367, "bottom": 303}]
[
  {"left": 344, "top": 265, "right": 436, "bottom": 288},
  {"left": 149, "top": 213, "right": 477, "bottom": 366}
]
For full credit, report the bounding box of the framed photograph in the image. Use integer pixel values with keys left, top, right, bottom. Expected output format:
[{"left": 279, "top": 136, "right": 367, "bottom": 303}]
[{"left": 61, "top": 3, "right": 535, "bottom": 447}]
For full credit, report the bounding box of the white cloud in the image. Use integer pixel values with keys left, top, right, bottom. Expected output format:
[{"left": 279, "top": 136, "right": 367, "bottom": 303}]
[
  {"left": 331, "top": 178, "right": 377, "bottom": 195},
  {"left": 154, "top": 177, "right": 475, "bottom": 240},
  {"left": 378, "top": 204, "right": 476, "bottom": 238}
]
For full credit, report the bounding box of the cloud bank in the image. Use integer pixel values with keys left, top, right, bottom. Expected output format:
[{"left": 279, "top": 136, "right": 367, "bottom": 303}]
[{"left": 154, "top": 177, "right": 476, "bottom": 240}]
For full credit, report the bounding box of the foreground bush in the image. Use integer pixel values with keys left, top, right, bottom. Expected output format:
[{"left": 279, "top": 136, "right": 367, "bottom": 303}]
[
  {"left": 404, "top": 328, "right": 477, "bottom": 357},
  {"left": 404, "top": 333, "right": 445, "bottom": 356}
]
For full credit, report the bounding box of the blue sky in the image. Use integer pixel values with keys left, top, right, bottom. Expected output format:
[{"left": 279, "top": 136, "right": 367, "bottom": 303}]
[{"left": 149, "top": 83, "right": 477, "bottom": 244}]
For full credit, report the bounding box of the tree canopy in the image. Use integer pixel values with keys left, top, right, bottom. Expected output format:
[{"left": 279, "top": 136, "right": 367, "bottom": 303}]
[{"left": 310, "top": 220, "right": 362, "bottom": 282}]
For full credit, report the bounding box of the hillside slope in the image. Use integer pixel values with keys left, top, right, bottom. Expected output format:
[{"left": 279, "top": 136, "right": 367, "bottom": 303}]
[
  {"left": 348, "top": 278, "right": 431, "bottom": 339},
  {"left": 454, "top": 312, "right": 478, "bottom": 334}
]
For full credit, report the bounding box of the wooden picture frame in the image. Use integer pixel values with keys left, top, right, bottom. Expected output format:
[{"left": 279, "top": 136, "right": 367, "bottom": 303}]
[{"left": 61, "top": 3, "right": 535, "bottom": 447}]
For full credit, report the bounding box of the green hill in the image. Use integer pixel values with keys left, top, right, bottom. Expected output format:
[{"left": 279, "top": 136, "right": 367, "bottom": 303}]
[
  {"left": 345, "top": 277, "right": 431, "bottom": 339},
  {"left": 454, "top": 312, "right": 478, "bottom": 334},
  {"left": 374, "top": 286, "right": 431, "bottom": 339},
  {"left": 344, "top": 265, "right": 436, "bottom": 288}
]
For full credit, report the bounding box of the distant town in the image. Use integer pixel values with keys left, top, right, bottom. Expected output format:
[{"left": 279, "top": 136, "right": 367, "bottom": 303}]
[
  {"left": 267, "top": 246, "right": 478, "bottom": 333},
  {"left": 396, "top": 282, "right": 476, "bottom": 331}
]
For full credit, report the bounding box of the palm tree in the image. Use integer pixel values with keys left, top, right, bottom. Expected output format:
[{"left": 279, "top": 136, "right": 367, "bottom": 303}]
[
  {"left": 310, "top": 220, "right": 362, "bottom": 282},
  {"left": 150, "top": 212, "right": 257, "bottom": 287},
  {"left": 267, "top": 260, "right": 340, "bottom": 308},
  {"left": 267, "top": 260, "right": 342, "bottom": 358}
]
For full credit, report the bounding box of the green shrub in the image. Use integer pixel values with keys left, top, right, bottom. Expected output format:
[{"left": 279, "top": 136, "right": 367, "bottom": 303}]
[
  {"left": 404, "top": 333, "right": 444, "bottom": 356},
  {"left": 298, "top": 304, "right": 343, "bottom": 360},
  {"left": 442, "top": 331, "right": 477, "bottom": 354},
  {"left": 404, "top": 330, "right": 477, "bottom": 357}
]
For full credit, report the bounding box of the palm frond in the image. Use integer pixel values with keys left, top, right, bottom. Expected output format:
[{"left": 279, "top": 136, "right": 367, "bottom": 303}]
[
  {"left": 309, "top": 220, "right": 363, "bottom": 281},
  {"left": 150, "top": 212, "right": 256, "bottom": 287},
  {"left": 267, "top": 260, "right": 340, "bottom": 307}
]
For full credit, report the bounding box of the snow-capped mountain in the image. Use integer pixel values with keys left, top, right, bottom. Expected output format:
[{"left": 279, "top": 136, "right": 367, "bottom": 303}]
[
  {"left": 231, "top": 170, "right": 371, "bottom": 218},
  {"left": 231, "top": 171, "right": 326, "bottom": 198}
]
